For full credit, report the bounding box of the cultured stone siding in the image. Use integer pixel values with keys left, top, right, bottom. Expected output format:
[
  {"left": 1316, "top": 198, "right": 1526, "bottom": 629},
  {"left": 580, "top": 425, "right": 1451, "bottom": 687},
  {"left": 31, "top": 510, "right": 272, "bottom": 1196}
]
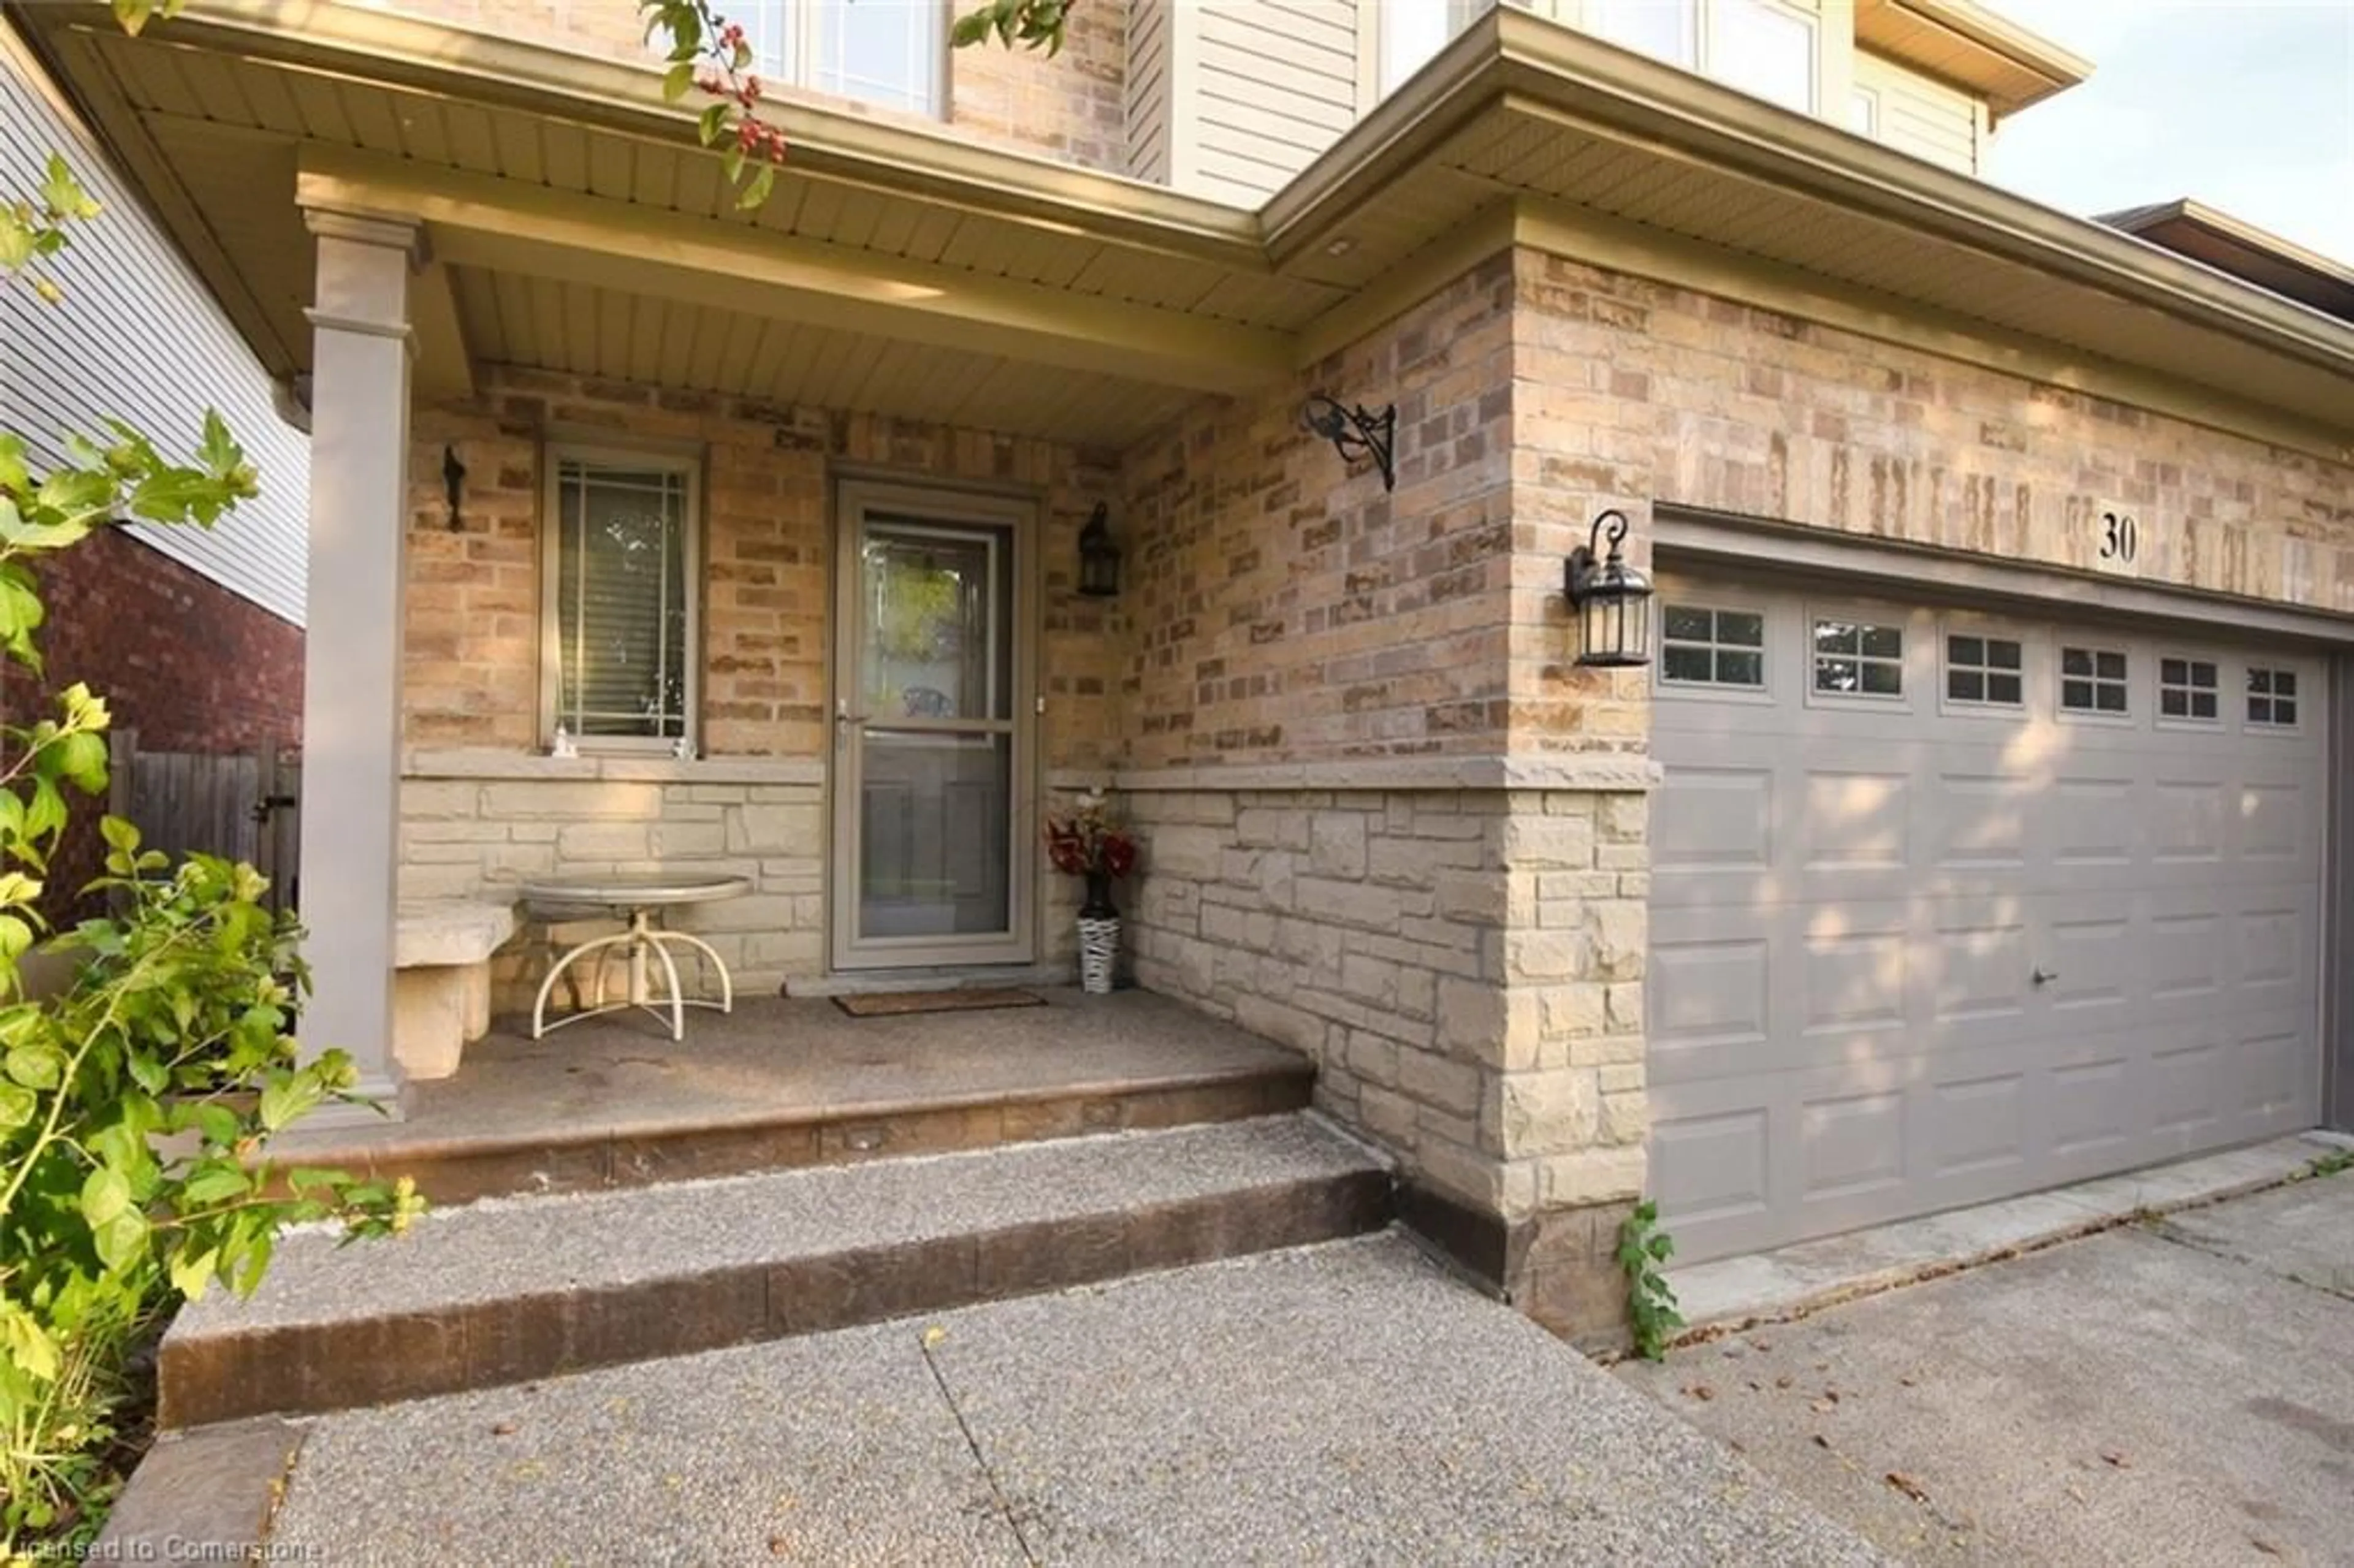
[
  {"left": 399, "top": 758, "right": 825, "bottom": 1005},
  {"left": 1123, "top": 779, "right": 1650, "bottom": 1220},
  {"left": 381, "top": 0, "right": 1127, "bottom": 173}
]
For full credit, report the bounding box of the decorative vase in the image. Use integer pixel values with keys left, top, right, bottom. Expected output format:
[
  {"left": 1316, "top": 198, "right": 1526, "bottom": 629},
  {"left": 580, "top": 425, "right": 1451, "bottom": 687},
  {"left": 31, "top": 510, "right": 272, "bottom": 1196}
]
[{"left": 1077, "top": 869, "right": 1119, "bottom": 995}]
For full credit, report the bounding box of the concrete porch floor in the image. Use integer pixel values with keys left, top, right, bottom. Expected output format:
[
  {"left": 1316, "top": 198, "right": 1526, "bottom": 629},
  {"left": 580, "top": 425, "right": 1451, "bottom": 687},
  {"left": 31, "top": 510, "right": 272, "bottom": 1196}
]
[{"left": 271, "top": 989, "right": 1317, "bottom": 1203}]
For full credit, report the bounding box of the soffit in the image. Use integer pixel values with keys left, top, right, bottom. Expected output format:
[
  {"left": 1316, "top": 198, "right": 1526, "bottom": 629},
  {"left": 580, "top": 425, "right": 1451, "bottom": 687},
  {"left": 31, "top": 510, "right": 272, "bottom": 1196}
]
[{"left": 449, "top": 265, "right": 1198, "bottom": 447}]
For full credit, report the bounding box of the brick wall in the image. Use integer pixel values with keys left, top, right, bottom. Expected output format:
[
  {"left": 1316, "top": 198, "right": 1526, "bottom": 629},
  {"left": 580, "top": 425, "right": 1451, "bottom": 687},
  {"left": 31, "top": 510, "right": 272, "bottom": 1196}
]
[
  {"left": 1117, "top": 251, "right": 1520, "bottom": 769},
  {"left": 1506, "top": 244, "right": 2354, "bottom": 746},
  {"left": 406, "top": 368, "right": 1123, "bottom": 767},
  {"left": 383, "top": 0, "right": 1127, "bottom": 173},
  {"left": 4, "top": 527, "right": 303, "bottom": 918},
  {"left": 400, "top": 367, "right": 1123, "bottom": 978}
]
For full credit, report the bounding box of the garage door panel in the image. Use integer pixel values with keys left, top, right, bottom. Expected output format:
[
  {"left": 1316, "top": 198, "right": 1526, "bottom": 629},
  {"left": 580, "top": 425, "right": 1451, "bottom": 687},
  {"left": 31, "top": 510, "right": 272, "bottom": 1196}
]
[
  {"left": 2047, "top": 1056, "right": 2135, "bottom": 1159},
  {"left": 1651, "top": 764, "right": 1773, "bottom": 872},
  {"left": 1649, "top": 573, "right": 2325, "bottom": 1263},
  {"left": 2049, "top": 773, "right": 2138, "bottom": 865}
]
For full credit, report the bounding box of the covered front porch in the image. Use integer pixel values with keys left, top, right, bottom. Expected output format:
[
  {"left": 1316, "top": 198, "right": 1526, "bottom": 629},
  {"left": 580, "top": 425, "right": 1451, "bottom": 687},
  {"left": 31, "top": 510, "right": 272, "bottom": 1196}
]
[{"left": 19, "top": 7, "right": 1371, "bottom": 1106}]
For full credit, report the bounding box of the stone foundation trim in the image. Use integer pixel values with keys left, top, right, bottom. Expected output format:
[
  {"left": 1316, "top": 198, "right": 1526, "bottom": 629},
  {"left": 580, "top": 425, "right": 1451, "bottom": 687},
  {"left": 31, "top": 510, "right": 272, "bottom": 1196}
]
[
  {"left": 1396, "top": 1176, "right": 1637, "bottom": 1353},
  {"left": 1110, "top": 756, "right": 1663, "bottom": 794},
  {"left": 406, "top": 748, "right": 826, "bottom": 785}
]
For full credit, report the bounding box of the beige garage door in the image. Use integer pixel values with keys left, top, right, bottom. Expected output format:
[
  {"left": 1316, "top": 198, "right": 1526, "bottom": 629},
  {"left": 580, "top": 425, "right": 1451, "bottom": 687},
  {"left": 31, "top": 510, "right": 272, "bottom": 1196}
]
[{"left": 1647, "top": 574, "right": 2325, "bottom": 1265}]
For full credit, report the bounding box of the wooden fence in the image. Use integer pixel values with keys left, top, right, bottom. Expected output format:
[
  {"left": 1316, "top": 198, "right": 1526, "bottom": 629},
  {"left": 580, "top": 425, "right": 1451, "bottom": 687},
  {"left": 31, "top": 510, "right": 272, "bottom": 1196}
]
[{"left": 106, "top": 731, "right": 302, "bottom": 913}]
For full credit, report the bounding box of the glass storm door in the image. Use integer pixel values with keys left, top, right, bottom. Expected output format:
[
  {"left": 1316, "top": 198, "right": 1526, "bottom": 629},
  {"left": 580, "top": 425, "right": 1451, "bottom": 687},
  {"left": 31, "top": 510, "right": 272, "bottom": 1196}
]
[{"left": 831, "top": 482, "right": 1035, "bottom": 969}]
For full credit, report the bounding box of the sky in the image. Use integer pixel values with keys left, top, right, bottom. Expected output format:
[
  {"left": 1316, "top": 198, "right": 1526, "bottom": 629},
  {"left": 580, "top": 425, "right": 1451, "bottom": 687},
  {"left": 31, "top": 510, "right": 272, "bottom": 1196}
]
[{"left": 1981, "top": 1, "right": 2354, "bottom": 268}]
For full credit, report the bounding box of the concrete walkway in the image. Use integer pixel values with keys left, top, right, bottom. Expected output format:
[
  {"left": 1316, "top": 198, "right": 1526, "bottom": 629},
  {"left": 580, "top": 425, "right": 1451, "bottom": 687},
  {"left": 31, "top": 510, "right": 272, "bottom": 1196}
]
[
  {"left": 253, "top": 1235, "right": 1881, "bottom": 1566},
  {"left": 1618, "top": 1164, "right": 2354, "bottom": 1566}
]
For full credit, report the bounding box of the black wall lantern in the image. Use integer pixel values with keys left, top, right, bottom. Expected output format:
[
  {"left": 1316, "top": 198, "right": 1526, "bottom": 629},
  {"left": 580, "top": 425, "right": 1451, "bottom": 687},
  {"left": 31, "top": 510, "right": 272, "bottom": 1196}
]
[
  {"left": 1301, "top": 394, "right": 1396, "bottom": 492},
  {"left": 1565, "top": 508, "right": 1655, "bottom": 668},
  {"left": 441, "top": 444, "right": 467, "bottom": 532},
  {"left": 1077, "top": 501, "right": 1121, "bottom": 597}
]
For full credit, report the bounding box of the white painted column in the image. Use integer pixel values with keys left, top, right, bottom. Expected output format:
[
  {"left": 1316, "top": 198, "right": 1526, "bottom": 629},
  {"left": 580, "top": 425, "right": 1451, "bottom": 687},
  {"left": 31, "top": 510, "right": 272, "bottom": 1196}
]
[{"left": 297, "top": 208, "right": 418, "bottom": 1109}]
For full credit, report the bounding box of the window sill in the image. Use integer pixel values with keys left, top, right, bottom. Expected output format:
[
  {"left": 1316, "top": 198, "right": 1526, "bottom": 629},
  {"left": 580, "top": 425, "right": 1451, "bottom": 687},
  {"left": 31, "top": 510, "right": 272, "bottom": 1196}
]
[{"left": 403, "top": 747, "right": 825, "bottom": 786}]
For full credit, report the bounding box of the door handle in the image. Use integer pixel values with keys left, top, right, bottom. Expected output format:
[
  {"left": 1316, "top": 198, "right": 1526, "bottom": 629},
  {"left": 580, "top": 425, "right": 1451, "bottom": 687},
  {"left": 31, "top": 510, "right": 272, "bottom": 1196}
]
[{"left": 2032, "top": 967, "right": 2059, "bottom": 986}]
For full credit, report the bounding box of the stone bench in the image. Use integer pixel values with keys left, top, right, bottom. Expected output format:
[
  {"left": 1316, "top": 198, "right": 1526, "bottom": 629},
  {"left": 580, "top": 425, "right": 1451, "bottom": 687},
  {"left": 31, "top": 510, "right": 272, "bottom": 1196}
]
[{"left": 393, "top": 901, "right": 517, "bottom": 1081}]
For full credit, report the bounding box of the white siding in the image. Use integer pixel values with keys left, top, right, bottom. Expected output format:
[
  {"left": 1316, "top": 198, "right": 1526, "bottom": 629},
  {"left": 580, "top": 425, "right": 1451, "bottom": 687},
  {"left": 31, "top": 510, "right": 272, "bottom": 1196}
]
[
  {"left": 1, "top": 22, "right": 308, "bottom": 626},
  {"left": 1125, "top": 0, "right": 1174, "bottom": 183},
  {"left": 1853, "top": 50, "right": 1979, "bottom": 175},
  {"left": 1149, "top": 0, "right": 1365, "bottom": 206}
]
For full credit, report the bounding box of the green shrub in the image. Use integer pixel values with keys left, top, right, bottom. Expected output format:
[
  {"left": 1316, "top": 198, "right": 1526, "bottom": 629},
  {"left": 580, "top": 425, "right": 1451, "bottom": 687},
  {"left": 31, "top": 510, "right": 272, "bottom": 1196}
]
[{"left": 1, "top": 156, "right": 421, "bottom": 1554}]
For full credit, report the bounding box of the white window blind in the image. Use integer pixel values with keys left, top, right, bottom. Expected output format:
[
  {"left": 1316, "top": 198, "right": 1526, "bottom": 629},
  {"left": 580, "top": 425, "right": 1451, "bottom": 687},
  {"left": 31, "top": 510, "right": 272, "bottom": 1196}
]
[{"left": 547, "top": 455, "right": 696, "bottom": 745}]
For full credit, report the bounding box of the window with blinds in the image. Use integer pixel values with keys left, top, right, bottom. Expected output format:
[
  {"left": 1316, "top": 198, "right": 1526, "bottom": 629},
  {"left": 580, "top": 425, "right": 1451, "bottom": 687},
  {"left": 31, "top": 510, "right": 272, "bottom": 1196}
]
[{"left": 543, "top": 452, "right": 697, "bottom": 748}]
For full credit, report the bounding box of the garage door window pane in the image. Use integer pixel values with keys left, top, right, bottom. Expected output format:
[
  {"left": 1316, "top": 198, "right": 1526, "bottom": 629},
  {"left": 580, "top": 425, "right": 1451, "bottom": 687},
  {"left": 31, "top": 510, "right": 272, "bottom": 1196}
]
[
  {"left": 1946, "top": 633, "right": 2023, "bottom": 707},
  {"left": 2250, "top": 666, "right": 2300, "bottom": 728},
  {"left": 2060, "top": 645, "right": 2129, "bottom": 715},
  {"left": 1663, "top": 604, "right": 1766, "bottom": 688},
  {"left": 2159, "top": 657, "right": 2219, "bottom": 721},
  {"left": 1815, "top": 619, "right": 1901, "bottom": 696}
]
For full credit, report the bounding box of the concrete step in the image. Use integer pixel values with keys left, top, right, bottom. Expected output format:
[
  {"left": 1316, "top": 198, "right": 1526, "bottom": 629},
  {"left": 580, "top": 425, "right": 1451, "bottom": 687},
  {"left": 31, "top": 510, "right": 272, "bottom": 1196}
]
[
  {"left": 269, "top": 1045, "right": 1314, "bottom": 1208},
  {"left": 162, "top": 1114, "right": 1392, "bottom": 1428}
]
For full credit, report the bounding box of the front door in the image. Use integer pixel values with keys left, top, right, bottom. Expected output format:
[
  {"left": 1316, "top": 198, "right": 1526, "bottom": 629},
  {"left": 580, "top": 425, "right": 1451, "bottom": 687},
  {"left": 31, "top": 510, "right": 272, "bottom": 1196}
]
[{"left": 831, "top": 480, "right": 1036, "bottom": 970}]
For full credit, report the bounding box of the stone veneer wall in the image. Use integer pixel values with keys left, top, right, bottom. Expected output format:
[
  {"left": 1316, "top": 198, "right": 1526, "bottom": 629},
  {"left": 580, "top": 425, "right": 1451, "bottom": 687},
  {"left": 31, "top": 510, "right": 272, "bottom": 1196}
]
[
  {"left": 1119, "top": 761, "right": 1656, "bottom": 1344},
  {"left": 400, "top": 753, "right": 826, "bottom": 1007}
]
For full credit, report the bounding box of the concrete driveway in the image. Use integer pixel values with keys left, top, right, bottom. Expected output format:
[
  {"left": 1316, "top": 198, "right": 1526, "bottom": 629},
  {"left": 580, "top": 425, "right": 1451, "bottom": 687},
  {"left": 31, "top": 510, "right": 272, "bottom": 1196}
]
[{"left": 1618, "top": 1167, "right": 2354, "bottom": 1567}]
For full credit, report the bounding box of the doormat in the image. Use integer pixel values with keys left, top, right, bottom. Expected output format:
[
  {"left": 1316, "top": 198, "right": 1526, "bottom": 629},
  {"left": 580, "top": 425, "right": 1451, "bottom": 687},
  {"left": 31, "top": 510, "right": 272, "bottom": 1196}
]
[{"left": 832, "top": 988, "right": 1046, "bottom": 1018}]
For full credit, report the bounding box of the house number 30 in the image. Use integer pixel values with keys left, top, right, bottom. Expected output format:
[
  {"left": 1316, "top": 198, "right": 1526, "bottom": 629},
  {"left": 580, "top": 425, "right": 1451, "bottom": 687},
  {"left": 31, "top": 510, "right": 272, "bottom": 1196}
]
[
  {"left": 2100, "top": 510, "right": 2139, "bottom": 564},
  {"left": 2092, "top": 501, "right": 2143, "bottom": 577}
]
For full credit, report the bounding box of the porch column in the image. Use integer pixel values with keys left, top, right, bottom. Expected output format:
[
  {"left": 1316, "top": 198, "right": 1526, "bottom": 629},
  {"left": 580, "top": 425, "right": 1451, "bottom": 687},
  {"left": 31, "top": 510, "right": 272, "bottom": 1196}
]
[{"left": 296, "top": 208, "right": 418, "bottom": 1109}]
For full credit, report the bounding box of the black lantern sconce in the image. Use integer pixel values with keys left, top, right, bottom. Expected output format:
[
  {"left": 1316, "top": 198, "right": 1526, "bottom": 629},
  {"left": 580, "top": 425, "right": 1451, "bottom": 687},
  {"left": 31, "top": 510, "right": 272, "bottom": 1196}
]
[
  {"left": 1301, "top": 394, "right": 1396, "bottom": 492},
  {"left": 1564, "top": 509, "right": 1655, "bottom": 668},
  {"left": 1077, "top": 501, "right": 1121, "bottom": 597},
  {"left": 441, "top": 444, "right": 467, "bottom": 532}
]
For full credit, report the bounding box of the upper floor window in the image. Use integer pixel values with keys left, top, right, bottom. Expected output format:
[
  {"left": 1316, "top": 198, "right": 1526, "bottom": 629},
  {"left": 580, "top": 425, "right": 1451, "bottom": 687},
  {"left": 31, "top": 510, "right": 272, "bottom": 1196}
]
[
  {"left": 1848, "top": 86, "right": 1879, "bottom": 136},
  {"left": 740, "top": 0, "right": 944, "bottom": 118},
  {"left": 544, "top": 449, "right": 699, "bottom": 750},
  {"left": 1379, "top": 0, "right": 1458, "bottom": 93},
  {"left": 1588, "top": 0, "right": 1817, "bottom": 114}
]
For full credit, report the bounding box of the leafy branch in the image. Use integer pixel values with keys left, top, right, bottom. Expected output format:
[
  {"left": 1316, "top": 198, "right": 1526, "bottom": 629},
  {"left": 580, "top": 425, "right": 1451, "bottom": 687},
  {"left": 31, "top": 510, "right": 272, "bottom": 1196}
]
[{"left": 640, "top": 0, "right": 1076, "bottom": 208}]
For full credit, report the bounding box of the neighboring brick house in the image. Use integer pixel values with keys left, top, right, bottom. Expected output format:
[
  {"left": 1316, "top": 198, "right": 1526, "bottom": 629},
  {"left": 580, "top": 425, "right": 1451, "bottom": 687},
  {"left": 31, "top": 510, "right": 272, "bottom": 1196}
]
[
  {"left": 1, "top": 18, "right": 308, "bottom": 913},
  {"left": 17, "top": 0, "right": 2352, "bottom": 1345}
]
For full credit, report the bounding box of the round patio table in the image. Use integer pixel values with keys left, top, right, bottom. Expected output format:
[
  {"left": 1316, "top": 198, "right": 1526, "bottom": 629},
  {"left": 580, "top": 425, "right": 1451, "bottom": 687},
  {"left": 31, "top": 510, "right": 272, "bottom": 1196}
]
[{"left": 519, "top": 872, "right": 752, "bottom": 1041}]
